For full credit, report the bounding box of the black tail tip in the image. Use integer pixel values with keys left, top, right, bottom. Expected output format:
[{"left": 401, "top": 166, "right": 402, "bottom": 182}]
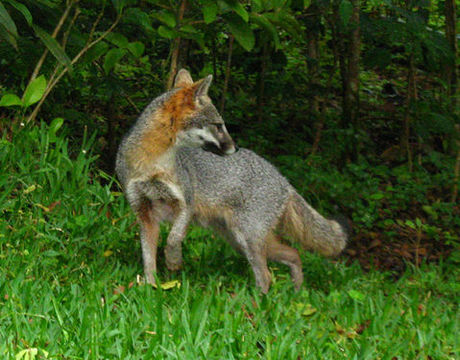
[{"left": 332, "top": 214, "right": 352, "bottom": 238}]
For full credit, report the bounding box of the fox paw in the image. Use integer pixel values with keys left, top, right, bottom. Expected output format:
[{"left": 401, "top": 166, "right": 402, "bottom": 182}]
[
  {"left": 165, "top": 245, "right": 182, "bottom": 271},
  {"left": 137, "top": 273, "right": 156, "bottom": 287}
]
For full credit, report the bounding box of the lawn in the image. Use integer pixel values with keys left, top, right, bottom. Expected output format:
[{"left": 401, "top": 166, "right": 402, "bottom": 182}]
[{"left": 0, "top": 124, "right": 458, "bottom": 359}]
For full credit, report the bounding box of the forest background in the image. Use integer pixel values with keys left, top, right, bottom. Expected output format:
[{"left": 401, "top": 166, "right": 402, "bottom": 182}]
[{"left": 0, "top": 0, "right": 458, "bottom": 358}]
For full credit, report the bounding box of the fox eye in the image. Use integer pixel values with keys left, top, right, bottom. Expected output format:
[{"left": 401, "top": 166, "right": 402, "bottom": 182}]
[{"left": 214, "top": 124, "right": 223, "bottom": 133}]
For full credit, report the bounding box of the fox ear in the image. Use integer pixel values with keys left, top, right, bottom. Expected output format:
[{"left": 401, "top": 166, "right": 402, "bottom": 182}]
[
  {"left": 174, "top": 69, "right": 194, "bottom": 88},
  {"left": 193, "top": 74, "right": 213, "bottom": 99}
]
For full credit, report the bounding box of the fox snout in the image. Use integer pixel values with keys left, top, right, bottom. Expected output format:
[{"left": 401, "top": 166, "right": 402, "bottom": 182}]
[
  {"left": 202, "top": 134, "right": 236, "bottom": 156},
  {"left": 204, "top": 124, "right": 236, "bottom": 156},
  {"left": 222, "top": 140, "right": 237, "bottom": 155}
]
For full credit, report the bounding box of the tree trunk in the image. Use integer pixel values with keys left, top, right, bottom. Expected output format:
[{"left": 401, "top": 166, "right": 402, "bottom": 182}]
[
  {"left": 333, "top": 2, "right": 348, "bottom": 129},
  {"left": 445, "top": 0, "right": 457, "bottom": 111},
  {"left": 347, "top": 0, "right": 360, "bottom": 160},
  {"left": 445, "top": 0, "right": 458, "bottom": 201},
  {"left": 306, "top": 2, "right": 322, "bottom": 157},
  {"left": 257, "top": 42, "right": 269, "bottom": 123},
  {"left": 220, "top": 35, "right": 234, "bottom": 114},
  {"left": 211, "top": 35, "right": 217, "bottom": 79},
  {"left": 335, "top": 0, "right": 360, "bottom": 162},
  {"left": 452, "top": 124, "right": 460, "bottom": 203},
  {"left": 106, "top": 93, "right": 117, "bottom": 171},
  {"left": 166, "top": 0, "right": 187, "bottom": 90},
  {"left": 402, "top": 52, "right": 417, "bottom": 172}
]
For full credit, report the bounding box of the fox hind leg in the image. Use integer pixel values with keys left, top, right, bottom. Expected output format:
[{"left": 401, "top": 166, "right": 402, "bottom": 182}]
[
  {"left": 266, "top": 232, "right": 303, "bottom": 290},
  {"left": 235, "top": 232, "right": 272, "bottom": 294},
  {"left": 165, "top": 206, "right": 191, "bottom": 272}
]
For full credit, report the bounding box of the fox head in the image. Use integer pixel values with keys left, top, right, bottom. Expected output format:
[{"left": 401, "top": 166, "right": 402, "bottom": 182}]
[{"left": 162, "top": 69, "right": 236, "bottom": 156}]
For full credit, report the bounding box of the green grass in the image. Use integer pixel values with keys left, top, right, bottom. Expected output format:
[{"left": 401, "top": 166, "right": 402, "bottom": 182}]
[{"left": 0, "top": 123, "right": 458, "bottom": 359}]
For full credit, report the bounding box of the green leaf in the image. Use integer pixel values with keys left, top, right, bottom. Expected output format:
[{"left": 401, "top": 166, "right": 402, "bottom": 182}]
[
  {"left": 225, "top": 13, "right": 254, "bottom": 51},
  {"left": 112, "top": 0, "right": 127, "bottom": 14},
  {"left": 180, "top": 24, "right": 198, "bottom": 33},
  {"left": 127, "top": 42, "right": 145, "bottom": 58},
  {"left": 15, "top": 348, "right": 38, "bottom": 360},
  {"left": 32, "top": 25, "right": 73, "bottom": 74},
  {"left": 152, "top": 279, "right": 181, "bottom": 290},
  {"left": 226, "top": 0, "right": 249, "bottom": 22},
  {"left": 153, "top": 11, "right": 176, "bottom": 28},
  {"left": 363, "top": 48, "right": 392, "bottom": 69},
  {"left": 43, "top": 249, "right": 60, "bottom": 257},
  {"left": 291, "top": 302, "right": 317, "bottom": 317},
  {"left": 7, "top": 0, "right": 33, "bottom": 25},
  {"left": 251, "top": 0, "right": 263, "bottom": 12},
  {"left": 271, "top": 0, "right": 286, "bottom": 8},
  {"left": 265, "top": 11, "right": 301, "bottom": 39},
  {"left": 0, "top": 2, "right": 18, "bottom": 37},
  {"left": 0, "top": 23, "right": 18, "bottom": 49},
  {"left": 202, "top": 0, "right": 218, "bottom": 24},
  {"left": 103, "top": 48, "right": 126, "bottom": 74},
  {"left": 0, "top": 94, "right": 22, "bottom": 107},
  {"left": 422, "top": 205, "right": 438, "bottom": 220},
  {"left": 81, "top": 41, "right": 109, "bottom": 65},
  {"left": 124, "top": 8, "right": 154, "bottom": 32},
  {"left": 105, "top": 32, "right": 129, "bottom": 48},
  {"left": 49, "top": 117, "right": 64, "bottom": 135},
  {"left": 23, "top": 75, "right": 47, "bottom": 108},
  {"left": 180, "top": 31, "right": 205, "bottom": 49},
  {"left": 339, "top": 0, "right": 353, "bottom": 26},
  {"left": 405, "top": 220, "right": 415, "bottom": 229},
  {"left": 219, "top": 0, "right": 249, "bottom": 22},
  {"left": 157, "top": 25, "right": 178, "bottom": 39},
  {"left": 347, "top": 289, "right": 365, "bottom": 301},
  {"left": 250, "top": 14, "right": 280, "bottom": 49},
  {"left": 301, "top": 303, "right": 317, "bottom": 316},
  {"left": 23, "top": 184, "right": 36, "bottom": 194},
  {"left": 369, "top": 192, "right": 385, "bottom": 200}
]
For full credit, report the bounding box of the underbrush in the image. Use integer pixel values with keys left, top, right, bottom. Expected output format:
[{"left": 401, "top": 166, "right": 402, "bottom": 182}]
[{"left": 0, "top": 124, "right": 458, "bottom": 359}]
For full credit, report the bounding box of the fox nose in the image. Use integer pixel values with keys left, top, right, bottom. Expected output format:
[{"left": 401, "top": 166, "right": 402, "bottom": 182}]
[
  {"left": 222, "top": 140, "right": 237, "bottom": 155},
  {"left": 225, "top": 145, "right": 236, "bottom": 155}
]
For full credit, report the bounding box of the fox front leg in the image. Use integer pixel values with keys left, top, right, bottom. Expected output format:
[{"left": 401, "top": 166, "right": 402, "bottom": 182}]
[
  {"left": 128, "top": 179, "right": 163, "bottom": 285},
  {"left": 137, "top": 202, "right": 160, "bottom": 285},
  {"left": 165, "top": 207, "right": 191, "bottom": 271}
]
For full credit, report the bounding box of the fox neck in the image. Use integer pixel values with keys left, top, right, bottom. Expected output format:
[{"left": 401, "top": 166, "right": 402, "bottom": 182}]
[
  {"left": 154, "top": 144, "right": 179, "bottom": 170},
  {"left": 126, "top": 123, "right": 180, "bottom": 179},
  {"left": 126, "top": 85, "right": 198, "bottom": 178}
]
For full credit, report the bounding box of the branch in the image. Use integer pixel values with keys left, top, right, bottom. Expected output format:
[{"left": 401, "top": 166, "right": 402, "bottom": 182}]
[
  {"left": 166, "top": 0, "right": 188, "bottom": 90},
  {"left": 26, "top": 13, "right": 122, "bottom": 124},
  {"left": 88, "top": 2, "right": 106, "bottom": 44},
  {"left": 124, "top": 94, "right": 140, "bottom": 113},
  {"left": 62, "top": 6, "right": 81, "bottom": 50},
  {"left": 27, "top": 0, "right": 76, "bottom": 85}
]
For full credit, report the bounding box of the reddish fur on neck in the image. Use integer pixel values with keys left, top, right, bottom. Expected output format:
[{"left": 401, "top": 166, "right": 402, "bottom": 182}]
[{"left": 126, "top": 85, "right": 198, "bottom": 173}]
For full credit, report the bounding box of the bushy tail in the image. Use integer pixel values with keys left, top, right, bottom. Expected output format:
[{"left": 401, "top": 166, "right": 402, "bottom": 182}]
[{"left": 280, "top": 192, "right": 348, "bottom": 257}]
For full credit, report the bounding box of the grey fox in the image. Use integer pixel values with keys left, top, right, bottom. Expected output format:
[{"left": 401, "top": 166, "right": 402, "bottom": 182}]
[{"left": 116, "top": 69, "right": 348, "bottom": 293}]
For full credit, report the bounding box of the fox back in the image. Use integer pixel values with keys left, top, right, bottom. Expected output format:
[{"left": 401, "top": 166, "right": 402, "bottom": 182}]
[{"left": 176, "top": 147, "right": 348, "bottom": 259}]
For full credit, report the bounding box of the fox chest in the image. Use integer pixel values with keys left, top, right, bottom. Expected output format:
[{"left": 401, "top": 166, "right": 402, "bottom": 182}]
[{"left": 127, "top": 169, "right": 186, "bottom": 214}]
